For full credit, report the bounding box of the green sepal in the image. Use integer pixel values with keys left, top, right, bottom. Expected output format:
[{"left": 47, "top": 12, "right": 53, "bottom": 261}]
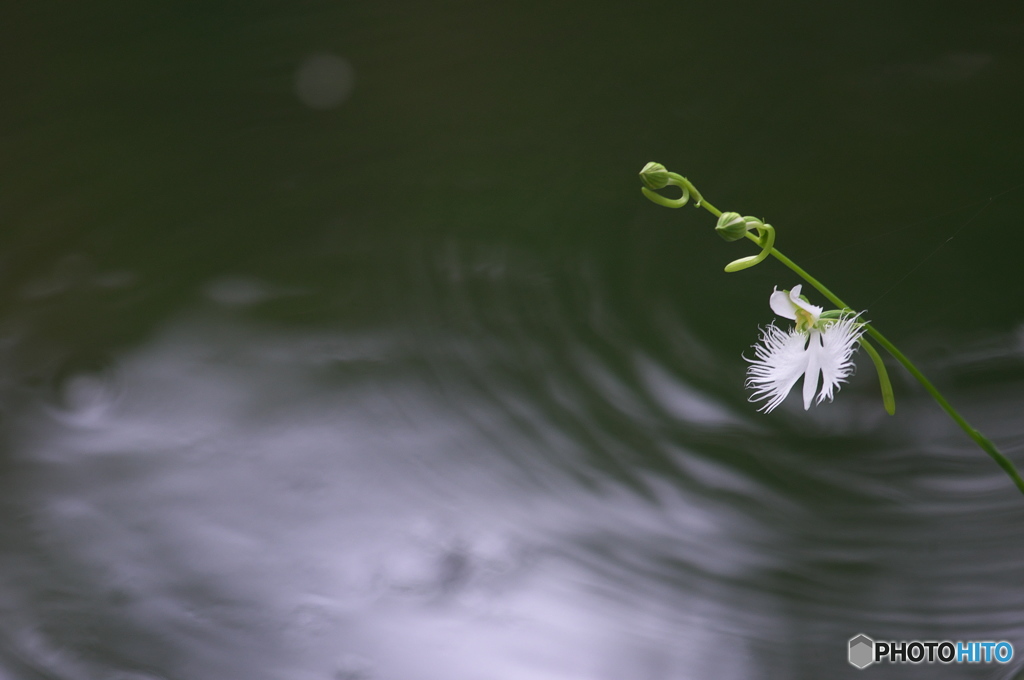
[{"left": 819, "top": 308, "right": 856, "bottom": 320}]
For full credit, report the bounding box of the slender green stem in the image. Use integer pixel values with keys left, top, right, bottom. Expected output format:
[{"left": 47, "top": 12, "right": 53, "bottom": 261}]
[{"left": 674, "top": 175, "right": 724, "bottom": 217}]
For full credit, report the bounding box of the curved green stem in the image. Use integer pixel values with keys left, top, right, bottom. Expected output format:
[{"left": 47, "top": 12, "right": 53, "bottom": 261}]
[
  {"left": 641, "top": 185, "right": 689, "bottom": 209},
  {"left": 857, "top": 337, "right": 896, "bottom": 416},
  {"left": 725, "top": 224, "right": 775, "bottom": 272},
  {"left": 647, "top": 174, "right": 724, "bottom": 216}
]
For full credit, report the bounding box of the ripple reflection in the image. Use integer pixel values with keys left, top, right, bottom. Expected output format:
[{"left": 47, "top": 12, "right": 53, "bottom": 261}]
[{"left": 0, "top": 259, "right": 1022, "bottom": 680}]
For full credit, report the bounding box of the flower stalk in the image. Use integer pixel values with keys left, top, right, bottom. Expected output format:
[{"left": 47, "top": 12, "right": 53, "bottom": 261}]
[{"left": 639, "top": 163, "right": 1024, "bottom": 496}]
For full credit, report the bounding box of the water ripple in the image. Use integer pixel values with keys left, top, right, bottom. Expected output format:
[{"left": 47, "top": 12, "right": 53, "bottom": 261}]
[{"left": 0, "top": 249, "right": 1022, "bottom": 679}]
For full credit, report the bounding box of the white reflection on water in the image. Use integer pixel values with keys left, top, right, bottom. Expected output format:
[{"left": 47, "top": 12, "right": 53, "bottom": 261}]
[
  {"left": 4, "top": 286, "right": 1024, "bottom": 680},
  {"left": 4, "top": 312, "right": 772, "bottom": 680}
]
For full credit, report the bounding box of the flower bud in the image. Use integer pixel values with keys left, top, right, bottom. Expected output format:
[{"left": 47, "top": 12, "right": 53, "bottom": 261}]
[
  {"left": 639, "top": 162, "right": 670, "bottom": 190},
  {"left": 715, "top": 212, "right": 749, "bottom": 241}
]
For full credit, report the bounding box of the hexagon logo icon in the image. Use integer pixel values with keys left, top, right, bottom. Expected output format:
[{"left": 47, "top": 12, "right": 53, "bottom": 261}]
[{"left": 849, "top": 634, "right": 875, "bottom": 669}]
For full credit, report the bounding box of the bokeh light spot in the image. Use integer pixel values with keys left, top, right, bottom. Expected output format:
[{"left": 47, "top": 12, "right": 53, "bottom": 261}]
[{"left": 294, "top": 53, "right": 355, "bottom": 110}]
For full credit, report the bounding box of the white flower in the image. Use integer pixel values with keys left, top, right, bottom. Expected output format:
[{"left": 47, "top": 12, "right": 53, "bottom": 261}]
[{"left": 745, "top": 285, "right": 865, "bottom": 413}]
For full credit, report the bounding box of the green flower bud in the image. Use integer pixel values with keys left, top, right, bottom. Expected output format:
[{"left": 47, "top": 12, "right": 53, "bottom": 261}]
[
  {"left": 715, "top": 212, "right": 749, "bottom": 241},
  {"left": 639, "top": 162, "right": 670, "bottom": 190}
]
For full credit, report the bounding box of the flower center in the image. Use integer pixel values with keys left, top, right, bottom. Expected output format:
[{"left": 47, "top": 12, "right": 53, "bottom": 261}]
[{"left": 794, "top": 307, "right": 816, "bottom": 333}]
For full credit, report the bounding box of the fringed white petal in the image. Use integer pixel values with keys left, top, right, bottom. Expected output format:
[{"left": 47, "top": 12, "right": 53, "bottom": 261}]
[
  {"left": 745, "top": 314, "right": 865, "bottom": 413},
  {"left": 814, "top": 315, "right": 864, "bottom": 405},
  {"left": 745, "top": 323, "right": 813, "bottom": 413}
]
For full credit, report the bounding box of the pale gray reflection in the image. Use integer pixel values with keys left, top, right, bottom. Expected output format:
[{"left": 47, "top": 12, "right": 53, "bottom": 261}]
[
  {"left": 633, "top": 352, "right": 746, "bottom": 430},
  {"left": 5, "top": 299, "right": 1024, "bottom": 679},
  {"left": 203, "top": 276, "right": 303, "bottom": 308},
  {"left": 2, "top": 311, "right": 779, "bottom": 680}
]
